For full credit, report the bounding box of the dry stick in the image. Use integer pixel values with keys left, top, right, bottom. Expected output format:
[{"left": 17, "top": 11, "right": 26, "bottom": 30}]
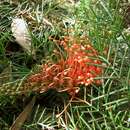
[
  {"left": 9, "top": 96, "right": 36, "bottom": 130},
  {"left": 56, "top": 96, "right": 73, "bottom": 118}
]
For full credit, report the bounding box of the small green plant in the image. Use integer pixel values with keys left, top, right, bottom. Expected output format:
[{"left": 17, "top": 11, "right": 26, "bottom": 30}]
[{"left": 0, "top": 0, "right": 130, "bottom": 130}]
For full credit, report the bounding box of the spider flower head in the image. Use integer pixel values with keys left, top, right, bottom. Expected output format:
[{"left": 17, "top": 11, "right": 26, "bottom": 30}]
[{"left": 28, "top": 36, "right": 103, "bottom": 96}]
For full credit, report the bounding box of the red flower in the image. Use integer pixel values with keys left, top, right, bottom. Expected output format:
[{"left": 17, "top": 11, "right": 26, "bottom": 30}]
[{"left": 28, "top": 36, "right": 103, "bottom": 96}]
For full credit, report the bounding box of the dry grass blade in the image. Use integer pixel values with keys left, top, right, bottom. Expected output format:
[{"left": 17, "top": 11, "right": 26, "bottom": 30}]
[{"left": 9, "top": 96, "right": 36, "bottom": 130}]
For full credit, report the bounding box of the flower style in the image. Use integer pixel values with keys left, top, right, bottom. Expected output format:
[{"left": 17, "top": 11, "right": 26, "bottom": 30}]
[{"left": 27, "top": 36, "right": 103, "bottom": 96}]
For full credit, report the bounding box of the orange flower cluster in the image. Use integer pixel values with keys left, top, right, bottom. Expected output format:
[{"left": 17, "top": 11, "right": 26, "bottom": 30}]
[{"left": 28, "top": 36, "right": 103, "bottom": 96}]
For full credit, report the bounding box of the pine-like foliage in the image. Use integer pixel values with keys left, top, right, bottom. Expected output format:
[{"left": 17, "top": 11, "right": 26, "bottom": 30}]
[{"left": 0, "top": 0, "right": 130, "bottom": 130}]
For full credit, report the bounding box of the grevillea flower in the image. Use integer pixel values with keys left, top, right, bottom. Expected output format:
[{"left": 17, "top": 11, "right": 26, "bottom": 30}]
[{"left": 27, "top": 36, "right": 103, "bottom": 96}]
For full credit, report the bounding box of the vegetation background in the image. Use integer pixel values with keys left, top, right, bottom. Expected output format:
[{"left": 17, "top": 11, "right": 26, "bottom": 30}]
[{"left": 0, "top": 0, "right": 130, "bottom": 129}]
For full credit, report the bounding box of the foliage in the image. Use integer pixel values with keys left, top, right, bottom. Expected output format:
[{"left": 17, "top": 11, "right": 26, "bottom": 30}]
[{"left": 0, "top": 0, "right": 130, "bottom": 130}]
